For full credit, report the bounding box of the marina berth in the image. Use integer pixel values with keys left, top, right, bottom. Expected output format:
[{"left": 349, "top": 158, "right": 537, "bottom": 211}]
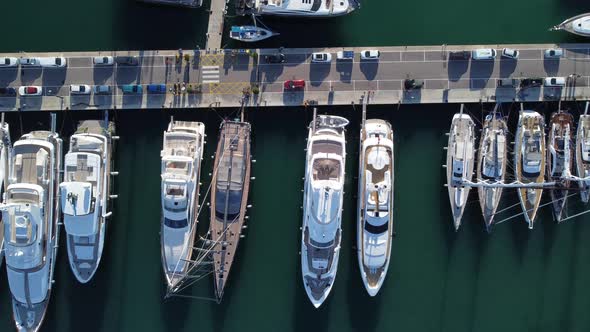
[
  {"left": 357, "top": 118, "right": 394, "bottom": 297},
  {"left": 160, "top": 119, "right": 205, "bottom": 291},
  {"left": 546, "top": 111, "right": 574, "bottom": 222},
  {"left": 514, "top": 110, "right": 546, "bottom": 229},
  {"left": 301, "top": 114, "right": 348, "bottom": 308},
  {"left": 209, "top": 120, "right": 251, "bottom": 302},
  {"left": 445, "top": 109, "right": 475, "bottom": 230},
  {"left": 476, "top": 111, "right": 508, "bottom": 232},
  {"left": 236, "top": 0, "right": 359, "bottom": 17},
  {"left": 60, "top": 119, "right": 116, "bottom": 283},
  {"left": 1, "top": 122, "right": 62, "bottom": 332}
]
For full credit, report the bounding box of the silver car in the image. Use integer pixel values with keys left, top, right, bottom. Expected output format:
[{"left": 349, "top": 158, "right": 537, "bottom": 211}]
[
  {"left": 93, "top": 56, "right": 114, "bottom": 65},
  {"left": 19, "top": 57, "right": 40, "bottom": 66},
  {"left": 0, "top": 57, "right": 18, "bottom": 67},
  {"left": 544, "top": 48, "right": 564, "bottom": 58}
]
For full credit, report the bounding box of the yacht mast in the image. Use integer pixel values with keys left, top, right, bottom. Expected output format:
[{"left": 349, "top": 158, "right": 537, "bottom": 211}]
[
  {"left": 312, "top": 107, "right": 317, "bottom": 135},
  {"left": 585, "top": 101, "right": 589, "bottom": 116},
  {"left": 50, "top": 113, "right": 56, "bottom": 134}
]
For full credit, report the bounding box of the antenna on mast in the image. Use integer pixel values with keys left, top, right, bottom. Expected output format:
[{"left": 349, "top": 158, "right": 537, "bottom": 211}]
[{"left": 312, "top": 107, "right": 317, "bottom": 135}]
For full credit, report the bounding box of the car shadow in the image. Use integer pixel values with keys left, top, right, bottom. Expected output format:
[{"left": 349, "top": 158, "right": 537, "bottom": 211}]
[
  {"left": 447, "top": 60, "right": 468, "bottom": 82},
  {"left": 42, "top": 67, "right": 67, "bottom": 89},
  {"left": 0, "top": 68, "right": 18, "bottom": 86},
  {"left": 115, "top": 67, "right": 140, "bottom": 85},
  {"left": 336, "top": 61, "right": 353, "bottom": 83},
  {"left": 359, "top": 60, "right": 379, "bottom": 81},
  {"left": 259, "top": 64, "right": 284, "bottom": 84},
  {"left": 70, "top": 94, "right": 92, "bottom": 109},
  {"left": 121, "top": 94, "right": 143, "bottom": 109},
  {"left": 543, "top": 59, "right": 560, "bottom": 76},
  {"left": 19, "top": 96, "right": 43, "bottom": 111},
  {"left": 495, "top": 85, "right": 517, "bottom": 102},
  {"left": 284, "top": 53, "right": 307, "bottom": 66},
  {"left": 517, "top": 87, "right": 541, "bottom": 101},
  {"left": 94, "top": 67, "right": 114, "bottom": 85},
  {"left": 147, "top": 93, "right": 167, "bottom": 109},
  {"left": 20, "top": 67, "right": 42, "bottom": 85},
  {"left": 0, "top": 96, "right": 16, "bottom": 110},
  {"left": 309, "top": 63, "right": 330, "bottom": 87},
  {"left": 499, "top": 58, "right": 517, "bottom": 78},
  {"left": 282, "top": 91, "right": 304, "bottom": 106},
  {"left": 93, "top": 94, "right": 113, "bottom": 109},
  {"left": 469, "top": 60, "right": 494, "bottom": 90}
]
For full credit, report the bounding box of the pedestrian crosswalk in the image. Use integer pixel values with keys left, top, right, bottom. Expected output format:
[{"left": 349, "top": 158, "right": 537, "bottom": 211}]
[{"left": 202, "top": 65, "right": 220, "bottom": 84}]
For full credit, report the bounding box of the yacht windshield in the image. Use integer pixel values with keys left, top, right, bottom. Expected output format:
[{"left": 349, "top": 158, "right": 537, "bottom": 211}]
[
  {"left": 364, "top": 221, "right": 388, "bottom": 234},
  {"left": 164, "top": 217, "right": 188, "bottom": 228},
  {"left": 215, "top": 189, "right": 242, "bottom": 221}
]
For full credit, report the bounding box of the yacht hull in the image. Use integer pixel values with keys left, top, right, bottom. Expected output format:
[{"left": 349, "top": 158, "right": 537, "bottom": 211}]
[
  {"left": 476, "top": 114, "right": 507, "bottom": 231},
  {"left": 547, "top": 111, "right": 574, "bottom": 222},
  {"left": 0, "top": 122, "right": 11, "bottom": 266},
  {"left": 446, "top": 113, "right": 475, "bottom": 230},
  {"left": 209, "top": 121, "right": 251, "bottom": 302},
  {"left": 515, "top": 111, "right": 545, "bottom": 229},
  {"left": 551, "top": 13, "right": 590, "bottom": 37},
  {"left": 357, "top": 119, "right": 394, "bottom": 297},
  {"left": 576, "top": 115, "right": 590, "bottom": 203}
]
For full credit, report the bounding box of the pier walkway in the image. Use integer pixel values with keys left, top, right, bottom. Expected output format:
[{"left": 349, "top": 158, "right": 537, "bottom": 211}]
[
  {"left": 206, "top": 0, "right": 227, "bottom": 50},
  {"left": 2, "top": 44, "right": 590, "bottom": 111}
]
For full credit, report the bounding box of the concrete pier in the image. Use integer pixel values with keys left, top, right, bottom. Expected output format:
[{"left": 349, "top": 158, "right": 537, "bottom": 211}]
[
  {"left": 136, "top": 0, "right": 202, "bottom": 8},
  {"left": 2, "top": 44, "right": 590, "bottom": 111},
  {"left": 206, "top": 0, "right": 228, "bottom": 50}
]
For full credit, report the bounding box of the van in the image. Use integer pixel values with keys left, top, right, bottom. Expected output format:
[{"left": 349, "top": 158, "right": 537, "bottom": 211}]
[
  {"left": 471, "top": 49, "right": 496, "bottom": 60},
  {"left": 38, "top": 57, "right": 67, "bottom": 67}
]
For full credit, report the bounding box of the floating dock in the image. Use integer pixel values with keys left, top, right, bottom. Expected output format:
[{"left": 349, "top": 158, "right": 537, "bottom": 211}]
[
  {"left": 136, "top": 0, "right": 203, "bottom": 8},
  {"left": 3, "top": 44, "right": 590, "bottom": 111}
]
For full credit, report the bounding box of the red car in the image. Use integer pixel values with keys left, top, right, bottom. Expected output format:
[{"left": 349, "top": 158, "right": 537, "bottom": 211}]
[{"left": 284, "top": 79, "right": 305, "bottom": 91}]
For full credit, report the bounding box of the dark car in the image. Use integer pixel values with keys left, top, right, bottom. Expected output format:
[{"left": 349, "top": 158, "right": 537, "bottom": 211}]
[
  {"left": 448, "top": 51, "right": 471, "bottom": 60},
  {"left": 0, "top": 87, "right": 17, "bottom": 96},
  {"left": 404, "top": 79, "right": 424, "bottom": 90},
  {"left": 265, "top": 53, "right": 285, "bottom": 64},
  {"left": 147, "top": 84, "right": 167, "bottom": 94},
  {"left": 115, "top": 56, "right": 139, "bottom": 66},
  {"left": 520, "top": 78, "right": 543, "bottom": 88}
]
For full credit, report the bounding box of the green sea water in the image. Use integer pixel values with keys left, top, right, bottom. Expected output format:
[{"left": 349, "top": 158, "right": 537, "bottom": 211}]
[{"left": 1, "top": 1, "right": 590, "bottom": 332}]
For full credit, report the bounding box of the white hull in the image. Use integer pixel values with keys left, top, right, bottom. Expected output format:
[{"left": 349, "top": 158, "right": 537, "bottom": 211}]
[
  {"left": 0, "top": 122, "right": 11, "bottom": 267},
  {"left": 356, "top": 119, "right": 394, "bottom": 297},
  {"left": 576, "top": 115, "right": 590, "bottom": 203}
]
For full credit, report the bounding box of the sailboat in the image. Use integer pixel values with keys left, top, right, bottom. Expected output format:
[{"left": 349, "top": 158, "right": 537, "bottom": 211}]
[
  {"left": 0, "top": 116, "right": 12, "bottom": 266},
  {"left": 1, "top": 115, "right": 62, "bottom": 332},
  {"left": 476, "top": 110, "right": 508, "bottom": 232},
  {"left": 209, "top": 118, "right": 251, "bottom": 302},
  {"left": 550, "top": 13, "right": 590, "bottom": 37},
  {"left": 576, "top": 105, "right": 590, "bottom": 203},
  {"left": 446, "top": 107, "right": 475, "bottom": 230},
  {"left": 514, "top": 110, "right": 546, "bottom": 229},
  {"left": 547, "top": 111, "right": 574, "bottom": 222},
  {"left": 229, "top": 26, "right": 278, "bottom": 42},
  {"left": 301, "top": 112, "right": 348, "bottom": 308},
  {"left": 357, "top": 116, "right": 394, "bottom": 297},
  {"left": 60, "top": 117, "right": 116, "bottom": 283},
  {"left": 160, "top": 119, "right": 205, "bottom": 291}
]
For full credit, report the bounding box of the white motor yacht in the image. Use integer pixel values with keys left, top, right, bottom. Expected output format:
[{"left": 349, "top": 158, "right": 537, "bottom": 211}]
[
  {"left": 0, "top": 119, "right": 12, "bottom": 266},
  {"left": 551, "top": 13, "right": 590, "bottom": 37},
  {"left": 446, "top": 112, "right": 475, "bottom": 230},
  {"left": 357, "top": 119, "right": 394, "bottom": 297},
  {"left": 237, "top": 0, "right": 359, "bottom": 17},
  {"left": 160, "top": 119, "right": 205, "bottom": 291},
  {"left": 60, "top": 119, "right": 116, "bottom": 283},
  {"left": 301, "top": 114, "right": 348, "bottom": 308},
  {"left": 1, "top": 126, "right": 62, "bottom": 332},
  {"left": 515, "top": 110, "right": 546, "bottom": 229},
  {"left": 576, "top": 113, "right": 590, "bottom": 203}
]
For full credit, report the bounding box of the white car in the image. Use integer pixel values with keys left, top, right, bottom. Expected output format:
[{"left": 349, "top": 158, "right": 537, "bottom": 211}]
[
  {"left": 18, "top": 86, "right": 42, "bottom": 96},
  {"left": 38, "top": 57, "right": 67, "bottom": 67},
  {"left": 0, "top": 57, "right": 18, "bottom": 67},
  {"left": 544, "top": 77, "right": 566, "bottom": 87},
  {"left": 501, "top": 48, "right": 519, "bottom": 59},
  {"left": 93, "top": 56, "right": 114, "bottom": 65},
  {"left": 472, "top": 49, "right": 496, "bottom": 60},
  {"left": 311, "top": 52, "right": 332, "bottom": 63},
  {"left": 360, "top": 50, "right": 380, "bottom": 60},
  {"left": 70, "top": 84, "right": 91, "bottom": 94},
  {"left": 544, "top": 48, "right": 564, "bottom": 58},
  {"left": 19, "top": 57, "right": 41, "bottom": 66}
]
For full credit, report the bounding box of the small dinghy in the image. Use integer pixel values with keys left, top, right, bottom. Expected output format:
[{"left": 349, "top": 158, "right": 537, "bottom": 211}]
[
  {"left": 550, "top": 13, "right": 590, "bottom": 37},
  {"left": 229, "top": 25, "right": 278, "bottom": 42}
]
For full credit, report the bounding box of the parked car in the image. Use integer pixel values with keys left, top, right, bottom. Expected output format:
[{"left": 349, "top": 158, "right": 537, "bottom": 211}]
[
  {"left": 115, "top": 56, "right": 139, "bottom": 66},
  {"left": 497, "top": 78, "right": 518, "bottom": 88},
  {"left": 39, "top": 57, "right": 67, "bottom": 67},
  {"left": 360, "top": 50, "right": 380, "bottom": 60},
  {"left": 265, "top": 53, "right": 285, "bottom": 63},
  {"left": 472, "top": 49, "right": 496, "bottom": 60},
  {"left": 520, "top": 78, "right": 543, "bottom": 88},
  {"left": 0, "top": 57, "right": 18, "bottom": 67},
  {"left": 284, "top": 79, "right": 305, "bottom": 91},
  {"left": 18, "top": 86, "right": 42, "bottom": 96},
  {"left": 336, "top": 50, "right": 354, "bottom": 60},
  {"left": 94, "top": 85, "right": 111, "bottom": 95},
  {"left": 311, "top": 52, "right": 332, "bottom": 63},
  {"left": 93, "top": 56, "right": 114, "bottom": 65},
  {"left": 19, "top": 57, "right": 40, "bottom": 66},
  {"left": 122, "top": 84, "right": 142, "bottom": 94},
  {"left": 70, "top": 84, "right": 91, "bottom": 94},
  {"left": 544, "top": 77, "right": 566, "bottom": 87},
  {"left": 0, "top": 87, "right": 17, "bottom": 96},
  {"left": 404, "top": 79, "right": 424, "bottom": 90},
  {"left": 501, "top": 48, "right": 519, "bottom": 59},
  {"left": 544, "top": 48, "right": 564, "bottom": 58},
  {"left": 448, "top": 51, "right": 471, "bottom": 60},
  {"left": 147, "top": 84, "right": 167, "bottom": 94}
]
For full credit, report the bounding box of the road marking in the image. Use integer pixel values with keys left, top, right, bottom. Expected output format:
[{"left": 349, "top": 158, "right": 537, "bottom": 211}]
[{"left": 201, "top": 65, "right": 220, "bottom": 83}]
